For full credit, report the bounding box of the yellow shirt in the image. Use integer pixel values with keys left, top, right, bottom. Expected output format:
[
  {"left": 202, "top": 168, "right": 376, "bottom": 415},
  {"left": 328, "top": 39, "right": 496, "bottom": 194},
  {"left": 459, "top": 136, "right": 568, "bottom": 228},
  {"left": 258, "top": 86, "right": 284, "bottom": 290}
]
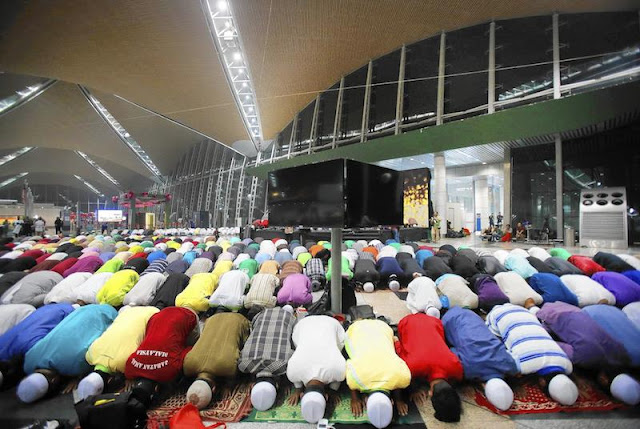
[
  {"left": 345, "top": 319, "right": 411, "bottom": 393},
  {"left": 96, "top": 270, "right": 140, "bottom": 306},
  {"left": 212, "top": 261, "right": 233, "bottom": 278},
  {"left": 85, "top": 306, "right": 159, "bottom": 373},
  {"left": 175, "top": 273, "right": 218, "bottom": 312}
]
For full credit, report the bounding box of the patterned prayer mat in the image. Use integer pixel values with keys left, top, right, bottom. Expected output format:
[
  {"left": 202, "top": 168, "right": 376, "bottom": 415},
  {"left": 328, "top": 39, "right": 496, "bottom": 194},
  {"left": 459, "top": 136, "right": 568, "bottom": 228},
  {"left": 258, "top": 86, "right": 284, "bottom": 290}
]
[
  {"left": 464, "top": 374, "right": 625, "bottom": 415},
  {"left": 146, "top": 381, "right": 253, "bottom": 429},
  {"left": 243, "top": 386, "right": 423, "bottom": 424}
]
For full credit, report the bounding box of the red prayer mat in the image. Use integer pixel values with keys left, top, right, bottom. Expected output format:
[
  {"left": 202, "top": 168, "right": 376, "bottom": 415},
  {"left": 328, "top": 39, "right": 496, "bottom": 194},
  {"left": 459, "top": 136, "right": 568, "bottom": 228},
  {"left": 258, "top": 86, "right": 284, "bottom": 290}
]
[
  {"left": 465, "top": 374, "right": 625, "bottom": 415},
  {"left": 146, "top": 382, "right": 253, "bottom": 429}
]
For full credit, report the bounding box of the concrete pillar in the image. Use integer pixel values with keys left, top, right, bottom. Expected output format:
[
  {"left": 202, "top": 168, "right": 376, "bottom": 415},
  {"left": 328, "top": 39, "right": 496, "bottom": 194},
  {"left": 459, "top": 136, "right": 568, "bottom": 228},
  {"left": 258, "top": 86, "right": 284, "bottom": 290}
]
[
  {"left": 555, "top": 136, "right": 563, "bottom": 239},
  {"left": 474, "top": 177, "right": 489, "bottom": 233},
  {"left": 503, "top": 147, "right": 511, "bottom": 230},
  {"left": 433, "top": 153, "right": 447, "bottom": 237}
]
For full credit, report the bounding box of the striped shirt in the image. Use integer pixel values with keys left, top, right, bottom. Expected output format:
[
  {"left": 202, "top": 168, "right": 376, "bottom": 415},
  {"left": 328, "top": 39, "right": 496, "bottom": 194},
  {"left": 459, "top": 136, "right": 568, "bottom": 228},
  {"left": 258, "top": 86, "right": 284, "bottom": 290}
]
[
  {"left": 142, "top": 259, "right": 168, "bottom": 276},
  {"left": 305, "top": 258, "right": 325, "bottom": 283},
  {"left": 244, "top": 273, "right": 279, "bottom": 309},
  {"left": 486, "top": 304, "right": 572, "bottom": 376},
  {"left": 238, "top": 307, "right": 295, "bottom": 378}
]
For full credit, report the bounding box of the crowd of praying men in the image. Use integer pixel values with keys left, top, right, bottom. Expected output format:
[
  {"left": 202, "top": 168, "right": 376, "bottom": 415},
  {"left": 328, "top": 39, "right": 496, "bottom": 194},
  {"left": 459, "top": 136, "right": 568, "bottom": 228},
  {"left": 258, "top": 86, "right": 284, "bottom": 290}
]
[{"left": 1, "top": 229, "right": 640, "bottom": 428}]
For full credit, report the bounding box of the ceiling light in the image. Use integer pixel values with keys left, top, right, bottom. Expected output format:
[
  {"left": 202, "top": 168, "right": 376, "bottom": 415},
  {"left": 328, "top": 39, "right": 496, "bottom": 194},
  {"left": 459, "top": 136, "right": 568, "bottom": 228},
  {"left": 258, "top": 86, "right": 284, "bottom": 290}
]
[
  {"left": 0, "top": 172, "right": 28, "bottom": 189},
  {"left": 217, "top": 0, "right": 227, "bottom": 11},
  {"left": 233, "top": 51, "right": 242, "bottom": 61},
  {"left": 0, "top": 147, "right": 34, "bottom": 167},
  {"left": 482, "top": 162, "right": 487, "bottom": 165},
  {"left": 74, "top": 175, "right": 102, "bottom": 196},
  {"left": 242, "top": 82, "right": 248, "bottom": 87},
  {"left": 248, "top": 107, "right": 254, "bottom": 112},
  {"left": 75, "top": 151, "right": 121, "bottom": 187}
]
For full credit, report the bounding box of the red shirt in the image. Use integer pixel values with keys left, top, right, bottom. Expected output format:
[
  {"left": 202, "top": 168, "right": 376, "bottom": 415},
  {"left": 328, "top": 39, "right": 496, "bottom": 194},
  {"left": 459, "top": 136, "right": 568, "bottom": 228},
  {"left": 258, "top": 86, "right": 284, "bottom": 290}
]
[
  {"left": 395, "top": 313, "right": 463, "bottom": 383},
  {"left": 125, "top": 307, "right": 197, "bottom": 383}
]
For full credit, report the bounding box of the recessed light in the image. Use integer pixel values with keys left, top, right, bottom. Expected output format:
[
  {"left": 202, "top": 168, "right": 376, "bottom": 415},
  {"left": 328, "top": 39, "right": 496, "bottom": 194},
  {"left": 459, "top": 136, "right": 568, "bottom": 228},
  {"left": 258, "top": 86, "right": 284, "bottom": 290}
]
[{"left": 482, "top": 162, "right": 487, "bottom": 165}]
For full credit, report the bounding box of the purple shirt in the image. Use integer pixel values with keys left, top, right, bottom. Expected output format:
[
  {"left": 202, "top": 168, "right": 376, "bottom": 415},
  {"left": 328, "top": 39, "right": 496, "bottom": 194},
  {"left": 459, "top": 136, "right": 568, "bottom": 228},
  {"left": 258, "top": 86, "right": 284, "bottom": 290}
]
[
  {"left": 277, "top": 273, "right": 312, "bottom": 306},
  {"left": 536, "top": 301, "right": 629, "bottom": 368},
  {"left": 592, "top": 272, "right": 640, "bottom": 307}
]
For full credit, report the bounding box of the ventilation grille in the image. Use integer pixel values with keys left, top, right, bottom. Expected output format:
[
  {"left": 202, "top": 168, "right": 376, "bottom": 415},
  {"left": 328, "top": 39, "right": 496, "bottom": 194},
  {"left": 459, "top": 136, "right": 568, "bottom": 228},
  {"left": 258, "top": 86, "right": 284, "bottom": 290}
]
[{"left": 581, "top": 212, "right": 625, "bottom": 240}]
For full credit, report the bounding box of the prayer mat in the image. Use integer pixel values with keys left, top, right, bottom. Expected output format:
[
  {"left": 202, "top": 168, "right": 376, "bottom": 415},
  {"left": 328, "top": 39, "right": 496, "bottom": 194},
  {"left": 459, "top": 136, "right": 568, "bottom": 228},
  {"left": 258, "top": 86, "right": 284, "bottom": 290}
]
[
  {"left": 393, "top": 291, "right": 408, "bottom": 301},
  {"left": 146, "top": 381, "right": 252, "bottom": 429},
  {"left": 465, "top": 374, "right": 625, "bottom": 415},
  {"left": 243, "top": 385, "right": 423, "bottom": 425}
]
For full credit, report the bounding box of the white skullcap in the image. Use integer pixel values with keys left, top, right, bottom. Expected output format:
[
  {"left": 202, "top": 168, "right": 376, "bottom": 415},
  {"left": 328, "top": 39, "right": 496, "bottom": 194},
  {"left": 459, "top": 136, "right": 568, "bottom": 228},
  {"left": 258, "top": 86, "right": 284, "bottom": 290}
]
[
  {"left": 426, "top": 307, "right": 441, "bottom": 319},
  {"left": 484, "top": 378, "right": 513, "bottom": 411},
  {"left": 610, "top": 374, "right": 640, "bottom": 405},
  {"left": 300, "top": 391, "right": 325, "bottom": 423},
  {"left": 282, "top": 305, "right": 294, "bottom": 314},
  {"left": 389, "top": 280, "right": 400, "bottom": 292},
  {"left": 17, "top": 373, "right": 49, "bottom": 403},
  {"left": 186, "top": 380, "right": 212, "bottom": 410},
  {"left": 363, "top": 282, "right": 375, "bottom": 293},
  {"left": 528, "top": 306, "right": 541, "bottom": 316},
  {"left": 77, "top": 372, "right": 104, "bottom": 401},
  {"left": 367, "top": 392, "right": 393, "bottom": 429},
  {"left": 548, "top": 374, "right": 578, "bottom": 406},
  {"left": 72, "top": 303, "right": 81, "bottom": 310},
  {"left": 251, "top": 381, "right": 277, "bottom": 411}
]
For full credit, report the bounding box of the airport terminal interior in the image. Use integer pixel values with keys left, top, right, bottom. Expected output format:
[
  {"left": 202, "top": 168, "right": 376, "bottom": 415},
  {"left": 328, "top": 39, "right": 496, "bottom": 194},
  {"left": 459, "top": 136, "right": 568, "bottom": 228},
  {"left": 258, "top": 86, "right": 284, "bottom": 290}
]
[{"left": 2, "top": 1, "right": 640, "bottom": 428}]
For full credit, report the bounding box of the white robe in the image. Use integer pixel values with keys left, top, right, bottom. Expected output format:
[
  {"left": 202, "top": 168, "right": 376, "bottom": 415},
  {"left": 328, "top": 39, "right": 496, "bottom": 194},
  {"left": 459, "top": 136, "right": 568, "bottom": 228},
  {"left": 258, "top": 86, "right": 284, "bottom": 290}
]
[
  {"left": 123, "top": 272, "right": 167, "bottom": 306},
  {"left": 406, "top": 277, "right": 441, "bottom": 314},
  {"left": 287, "top": 315, "right": 346, "bottom": 390},
  {"left": 494, "top": 271, "right": 543, "bottom": 306},
  {"left": 560, "top": 274, "right": 616, "bottom": 307}
]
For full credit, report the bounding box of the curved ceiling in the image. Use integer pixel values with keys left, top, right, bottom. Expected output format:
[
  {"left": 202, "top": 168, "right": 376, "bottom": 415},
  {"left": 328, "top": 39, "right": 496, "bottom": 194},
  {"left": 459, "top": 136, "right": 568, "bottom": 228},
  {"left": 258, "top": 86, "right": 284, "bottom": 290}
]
[{"left": 1, "top": 0, "right": 634, "bottom": 144}]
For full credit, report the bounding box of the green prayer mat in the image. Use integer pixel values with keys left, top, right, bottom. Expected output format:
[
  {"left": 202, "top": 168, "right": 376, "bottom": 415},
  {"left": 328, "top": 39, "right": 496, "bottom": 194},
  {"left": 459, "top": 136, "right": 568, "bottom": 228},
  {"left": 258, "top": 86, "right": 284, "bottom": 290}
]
[{"left": 243, "top": 388, "right": 423, "bottom": 425}]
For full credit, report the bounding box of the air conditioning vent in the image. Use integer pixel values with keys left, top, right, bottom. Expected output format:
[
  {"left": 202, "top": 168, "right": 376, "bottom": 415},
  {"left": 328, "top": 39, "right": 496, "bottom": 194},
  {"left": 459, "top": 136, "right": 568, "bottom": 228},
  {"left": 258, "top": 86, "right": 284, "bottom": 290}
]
[{"left": 580, "top": 187, "right": 627, "bottom": 249}]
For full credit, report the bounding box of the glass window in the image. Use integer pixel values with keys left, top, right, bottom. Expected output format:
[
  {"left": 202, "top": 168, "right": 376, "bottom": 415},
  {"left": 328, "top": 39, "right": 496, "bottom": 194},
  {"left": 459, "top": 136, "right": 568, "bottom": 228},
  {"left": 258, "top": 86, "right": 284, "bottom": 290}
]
[
  {"left": 560, "top": 12, "right": 640, "bottom": 89},
  {"left": 403, "top": 36, "right": 439, "bottom": 130},
  {"left": 339, "top": 64, "right": 367, "bottom": 142},
  {"left": 511, "top": 143, "right": 557, "bottom": 237},
  {"left": 562, "top": 121, "right": 640, "bottom": 242},
  {"left": 316, "top": 83, "right": 339, "bottom": 149},
  {"left": 275, "top": 123, "right": 292, "bottom": 158},
  {"left": 445, "top": 23, "right": 489, "bottom": 119},
  {"left": 294, "top": 100, "right": 315, "bottom": 152},
  {"left": 369, "top": 50, "right": 400, "bottom": 136},
  {"left": 496, "top": 16, "right": 553, "bottom": 107}
]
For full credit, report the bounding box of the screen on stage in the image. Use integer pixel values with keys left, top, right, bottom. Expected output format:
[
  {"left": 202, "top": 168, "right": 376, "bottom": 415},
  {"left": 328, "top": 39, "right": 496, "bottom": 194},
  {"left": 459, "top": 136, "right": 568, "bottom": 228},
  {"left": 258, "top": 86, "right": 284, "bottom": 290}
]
[
  {"left": 402, "top": 168, "right": 431, "bottom": 226},
  {"left": 97, "top": 210, "right": 124, "bottom": 222}
]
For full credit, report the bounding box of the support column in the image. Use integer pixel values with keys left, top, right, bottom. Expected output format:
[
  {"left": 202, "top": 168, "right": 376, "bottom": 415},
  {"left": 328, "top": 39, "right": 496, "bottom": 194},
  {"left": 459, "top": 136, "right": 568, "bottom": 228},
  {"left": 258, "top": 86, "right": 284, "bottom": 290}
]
[
  {"left": 436, "top": 32, "right": 446, "bottom": 126},
  {"left": 395, "top": 45, "right": 406, "bottom": 135},
  {"left": 552, "top": 13, "right": 561, "bottom": 99},
  {"left": 555, "top": 135, "right": 563, "bottom": 239},
  {"left": 433, "top": 153, "right": 447, "bottom": 238},
  {"left": 330, "top": 227, "right": 342, "bottom": 313},
  {"left": 488, "top": 22, "right": 496, "bottom": 114},
  {"left": 360, "top": 60, "right": 373, "bottom": 143},
  {"left": 474, "top": 176, "right": 489, "bottom": 233},
  {"left": 503, "top": 147, "right": 511, "bottom": 230},
  {"left": 332, "top": 77, "right": 345, "bottom": 148}
]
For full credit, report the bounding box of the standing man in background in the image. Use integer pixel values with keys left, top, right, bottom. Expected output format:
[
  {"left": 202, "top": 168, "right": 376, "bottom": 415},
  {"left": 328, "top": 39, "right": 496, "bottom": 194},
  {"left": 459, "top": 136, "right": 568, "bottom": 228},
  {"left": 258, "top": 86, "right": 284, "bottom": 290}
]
[
  {"left": 54, "top": 217, "right": 63, "bottom": 235},
  {"left": 489, "top": 213, "right": 495, "bottom": 229},
  {"left": 34, "top": 218, "right": 45, "bottom": 236},
  {"left": 497, "top": 212, "right": 503, "bottom": 229},
  {"left": 431, "top": 212, "right": 441, "bottom": 243}
]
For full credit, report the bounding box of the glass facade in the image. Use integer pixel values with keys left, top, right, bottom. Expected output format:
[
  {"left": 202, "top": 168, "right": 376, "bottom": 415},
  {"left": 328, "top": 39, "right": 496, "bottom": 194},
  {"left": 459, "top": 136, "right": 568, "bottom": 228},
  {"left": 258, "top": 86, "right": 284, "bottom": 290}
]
[
  {"left": 264, "top": 12, "right": 640, "bottom": 163},
  {"left": 511, "top": 144, "right": 557, "bottom": 236}
]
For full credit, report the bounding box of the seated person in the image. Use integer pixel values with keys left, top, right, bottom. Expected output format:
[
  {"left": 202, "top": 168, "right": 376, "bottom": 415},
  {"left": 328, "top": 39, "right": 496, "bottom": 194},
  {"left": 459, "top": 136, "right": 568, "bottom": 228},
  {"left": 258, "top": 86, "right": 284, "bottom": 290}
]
[
  {"left": 396, "top": 313, "right": 462, "bottom": 422},
  {"left": 347, "top": 318, "right": 411, "bottom": 429},
  {"left": 276, "top": 273, "right": 312, "bottom": 307},
  {"left": 125, "top": 306, "right": 199, "bottom": 406},
  {"left": 78, "top": 306, "right": 159, "bottom": 399},
  {"left": 183, "top": 312, "right": 250, "bottom": 409},
  {"left": 287, "top": 315, "right": 346, "bottom": 424},
  {"left": 406, "top": 276, "right": 441, "bottom": 317},
  {"left": 209, "top": 270, "right": 250, "bottom": 312},
  {"left": 487, "top": 304, "right": 578, "bottom": 406},
  {"left": 17, "top": 304, "right": 117, "bottom": 403},
  {"left": 500, "top": 225, "right": 513, "bottom": 242},
  {"left": 515, "top": 223, "right": 526, "bottom": 241},
  {"left": 239, "top": 307, "right": 295, "bottom": 410},
  {"left": 442, "top": 307, "right": 519, "bottom": 411}
]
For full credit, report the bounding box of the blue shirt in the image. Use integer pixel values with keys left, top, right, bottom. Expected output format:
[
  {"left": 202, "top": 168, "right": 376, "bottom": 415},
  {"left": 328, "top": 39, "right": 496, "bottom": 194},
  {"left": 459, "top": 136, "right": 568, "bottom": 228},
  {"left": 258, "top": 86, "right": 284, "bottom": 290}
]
[
  {"left": 442, "top": 306, "right": 518, "bottom": 381},
  {"left": 24, "top": 304, "right": 117, "bottom": 376},
  {"left": 583, "top": 304, "right": 640, "bottom": 367},
  {"left": 0, "top": 303, "right": 74, "bottom": 361},
  {"left": 529, "top": 273, "right": 579, "bottom": 306},
  {"left": 415, "top": 250, "right": 434, "bottom": 267}
]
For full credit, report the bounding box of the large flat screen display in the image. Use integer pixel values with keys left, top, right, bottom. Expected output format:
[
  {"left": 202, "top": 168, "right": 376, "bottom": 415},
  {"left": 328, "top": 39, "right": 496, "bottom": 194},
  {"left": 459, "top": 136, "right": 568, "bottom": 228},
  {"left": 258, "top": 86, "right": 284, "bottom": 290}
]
[
  {"left": 97, "top": 210, "right": 124, "bottom": 223},
  {"left": 267, "top": 159, "right": 403, "bottom": 228}
]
